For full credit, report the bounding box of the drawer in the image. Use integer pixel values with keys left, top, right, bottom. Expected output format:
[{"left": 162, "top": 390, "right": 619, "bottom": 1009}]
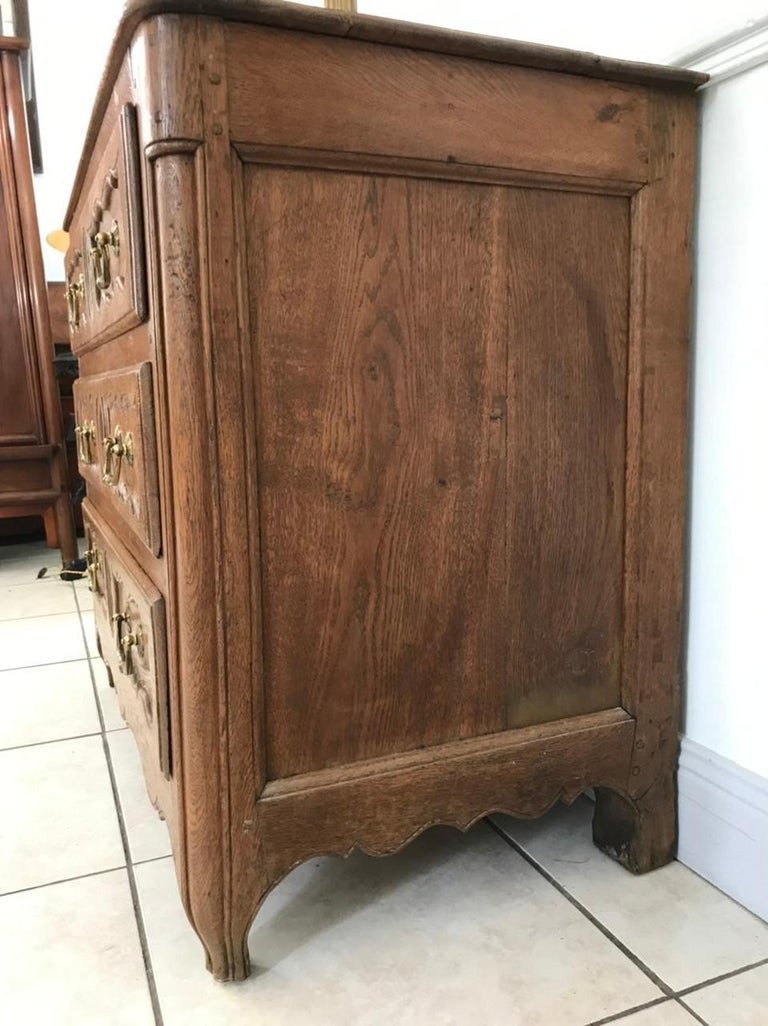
[
  {"left": 84, "top": 502, "right": 171, "bottom": 780},
  {"left": 65, "top": 103, "right": 147, "bottom": 355},
  {"left": 73, "top": 362, "right": 161, "bottom": 556}
]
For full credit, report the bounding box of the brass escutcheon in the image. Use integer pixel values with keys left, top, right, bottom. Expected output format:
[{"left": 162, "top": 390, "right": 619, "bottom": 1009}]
[
  {"left": 102, "top": 426, "right": 134, "bottom": 485},
  {"left": 118, "top": 615, "right": 143, "bottom": 673},
  {"left": 74, "top": 419, "right": 96, "bottom": 464},
  {"left": 65, "top": 275, "right": 84, "bottom": 330},
  {"left": 84, "top": 547, "right": 101, "bottom": 593},
  {"left": 89, "top": 219, "right": 119, "bottom": 294}
]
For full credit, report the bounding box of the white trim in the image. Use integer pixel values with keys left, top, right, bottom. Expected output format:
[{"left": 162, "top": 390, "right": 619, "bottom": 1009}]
[
  {"left": 677, "top": 737, "right": 768, "bottom": 922},
  {"left": 672, "top": 16, "right": 768, "bottom": 86}
]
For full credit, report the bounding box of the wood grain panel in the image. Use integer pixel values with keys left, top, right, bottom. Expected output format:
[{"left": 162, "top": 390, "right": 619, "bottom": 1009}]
[
  {"left": 246, "top": 165, "right": 630, "bottom": 779},
  {"left": 504, "top": 189, "right": 629, "bottom": 726},
  {"left": 247, "top": 167, "right": 509, "bottom": 778},
  {"left": 227, "top": 25, "right": 650, "bottom": 184}
]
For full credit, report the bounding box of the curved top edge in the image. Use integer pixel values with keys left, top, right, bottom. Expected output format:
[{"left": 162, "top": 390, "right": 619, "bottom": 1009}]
[
  {"left": 64, "top": 0, "right": 707, "bottom": 228},
  {"left": 118, "top": 0, "right": 711, "bottom": 85}
]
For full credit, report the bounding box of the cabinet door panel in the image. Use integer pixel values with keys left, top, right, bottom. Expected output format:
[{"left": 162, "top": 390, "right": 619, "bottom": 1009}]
[{"left": 245, "top": 165, "right": 629, "bottom": 779}]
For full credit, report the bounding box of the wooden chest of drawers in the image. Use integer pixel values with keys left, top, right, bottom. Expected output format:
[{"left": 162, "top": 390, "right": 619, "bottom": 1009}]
[{"left": 65, "top": 0, "right": 704, "bottom": 980}]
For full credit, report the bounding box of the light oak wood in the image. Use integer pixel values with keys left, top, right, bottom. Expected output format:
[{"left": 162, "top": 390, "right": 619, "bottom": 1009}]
[{"left": 66, "top": 2, "right": 702, "bottom": 980}]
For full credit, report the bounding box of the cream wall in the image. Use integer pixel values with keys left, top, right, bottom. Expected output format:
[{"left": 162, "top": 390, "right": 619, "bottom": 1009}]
[
  {"left": 685, "top": 61, "right": 768, "bottom": 779},
  {"left": 28, "top": 0, "right": 124, "bottom": 281}
]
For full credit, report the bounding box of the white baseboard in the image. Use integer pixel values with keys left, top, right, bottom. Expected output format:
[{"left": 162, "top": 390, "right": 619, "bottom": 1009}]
[{"left": 677, "top": 737, "right": 768, "bottom": 922}]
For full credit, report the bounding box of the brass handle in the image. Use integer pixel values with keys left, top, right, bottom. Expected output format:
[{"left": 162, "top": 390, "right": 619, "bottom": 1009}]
[
  {"left": 116, "top": 612, "right": 143, "bottom": 676},
  {"left": 102, "top": 425, "right": 134, "bottom": 485},
  {"left": 90, "top": 220, "right": 119, "bottom": 294},
  {"left": 84, "top": 547, "right": 101, "bottom": 593},
  {"left": 74, "top": 420, "right": 96, "bottom": 464},
  {"left": 66, "top": 275, "right": 84, "bottom": 330}
]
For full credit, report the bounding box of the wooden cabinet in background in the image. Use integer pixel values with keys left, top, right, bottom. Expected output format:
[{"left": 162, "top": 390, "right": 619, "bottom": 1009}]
[
  {"left": 65, "top": 0, "right": 704, "bottom": 980},
  {"left": 0, "top": 38, "right": 76, "bottom": 560}
]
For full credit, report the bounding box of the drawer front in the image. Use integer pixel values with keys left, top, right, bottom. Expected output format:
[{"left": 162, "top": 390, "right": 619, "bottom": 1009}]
[
  {"left": 84, "top": 503, "right": 171, "bottom": 779},
  {"left": 73, "top": 362, "right": 161, "bottom": 556},
  {"left": 65, "top": 103, "right": 147, "bottom": 355}
]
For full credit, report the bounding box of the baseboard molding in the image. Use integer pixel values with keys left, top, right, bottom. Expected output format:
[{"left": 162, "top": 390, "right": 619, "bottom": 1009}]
[
  {"left": 673, "top": 15, "right": 768, "bottom": 86},
  {"left": 677, "top": 737, "right": 768, "bottom": 922}
]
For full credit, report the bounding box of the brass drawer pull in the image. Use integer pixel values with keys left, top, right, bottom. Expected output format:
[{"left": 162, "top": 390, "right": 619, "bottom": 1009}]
[
  {"left": 66, "top": 274, "right": 84, "bottom": 330},
  {"left": 90, "top": 219, "right": 119, "bottom": 294},
  {"left": 74, "top": 419, "right": 96, "bottom": 464},
  {"left": 113, "top": 609, "right": 143, "bottom": 675},
  {"left": 102, "top": 425, "right": 134, "bottom": 485},
  {"left": 84, "top": 547, "right": 101, "bottom": 593}
]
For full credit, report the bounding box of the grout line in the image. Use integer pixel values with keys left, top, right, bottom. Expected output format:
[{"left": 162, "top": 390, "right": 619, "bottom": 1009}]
[
  {"left": 485, "top": 819, "right": 763, "bottom": 1026},
  {"left": 675, "top": 997, "right": 711, "bottom": 1025},
  {"left": 484, "top": 819, "right": 675, "bottom": 996},
  {"left": 133, "top": 854, "right": 174, "bottom": 869},
  {"left": 0, "top": 729, "right": 102, "bottom": 753},
  {"left": 0, "top": 656, "right": 88, "bottom": 673},
  {"left": 79, "top": 612, "right": 165, "bottom": 1026},
  {"left": 0, "top": 863, "right": 127, "bottom": 899},
  {"left": 677, "top": 956, "right": 768, "bottom": 997},
  {"left": 0, "top": 607, "right": 81, "bottom": 624},
  {"left": 582, "top": 995, "right": 672, "bottom": 1026}
]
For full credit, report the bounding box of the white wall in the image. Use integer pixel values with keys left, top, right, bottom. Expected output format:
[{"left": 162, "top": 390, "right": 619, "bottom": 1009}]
[
  {"left": 27, "top": 0, "right": 124, "bottom": 281},
  {"left": 685, "top": 62, "right": 768, "bottom": 780},
  {"left": 358, "top": 0, "right": 765, "bottom": 64}
]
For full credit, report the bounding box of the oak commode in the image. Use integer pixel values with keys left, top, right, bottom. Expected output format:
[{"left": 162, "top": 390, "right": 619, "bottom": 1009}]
[{"left": 66, "top": 0, "right": 704, "bottom": 981}]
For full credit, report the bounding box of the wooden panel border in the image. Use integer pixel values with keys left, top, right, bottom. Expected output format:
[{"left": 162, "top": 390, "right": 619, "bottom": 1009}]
[{"left": 233, "top": 142, "right": 645, "bottom": 197}]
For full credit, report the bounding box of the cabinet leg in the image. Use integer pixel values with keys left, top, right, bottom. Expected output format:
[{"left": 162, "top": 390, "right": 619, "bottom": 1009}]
[
  {"left": 187, "top": 875, "right": 269, "bottom": 982},
  {"left": 51, "top": 493, "right": 78, "bottom": 563},
  {"left": 202, "top": 927, "right": 251, "bottom": 982},
  {"left": 592, "top": 769, "right": 677, "bottom": 874}
]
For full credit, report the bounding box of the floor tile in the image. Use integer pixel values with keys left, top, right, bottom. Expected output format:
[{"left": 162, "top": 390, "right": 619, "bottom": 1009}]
[
  {"left": 616, "top": 1001, "right": 701, "bottom": 1024},
  {"left": 137, "top": 825, "right": 661, "bottom": 1026},
  {"left": 91, "top": 657, "right": 127, "bottom": 731},
  {"left": 0, "top": 735, "right": 125, "bottom": 893},
  {"left": 684, "top": 963, "right": 768, "bottom": 1025},
  {"left": 0, "top": 660, "right": 100, "bottom": 749},
  {"left": 0, "top": 578, "right": 78, "bottom": 620},
  {"left": 80, "top": 610, "right": 99, "bottom": 658},
  {"left": 0, "top": 611, "right": 87, "bottom": 670},
  {"left": 0, "top": 869, "right": 154, "bottom": 1026},
  {"left": 109, "top": 728, "right": 172, "bottom": 863},
  {"left": 0, "top": 545, "right": 63, "bottom": 586},
  {"left": 74, "top": 578, "right": 94, "bottom": 611},
  {"left": 492, "top": 799, "right": 768, "bottom": 991}
]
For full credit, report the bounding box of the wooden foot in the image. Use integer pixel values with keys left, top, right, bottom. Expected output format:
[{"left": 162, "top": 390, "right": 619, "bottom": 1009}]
[
  {"left": 186, "top": 872, "right": 269, "bottom": 982},
  {"left": 51, "top": 493, "right": 78, "bottom": 563},
  {"left": 204, "top": 928, "right": 251, "bottom": 982},
  {"left": 592, "top": 769, "right": 677, "bottom": 874}
]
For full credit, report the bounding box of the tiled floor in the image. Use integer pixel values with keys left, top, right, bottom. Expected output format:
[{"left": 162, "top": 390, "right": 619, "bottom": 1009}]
[{"left": 1, "top": 539, "right": 767, "bottom": 1025}]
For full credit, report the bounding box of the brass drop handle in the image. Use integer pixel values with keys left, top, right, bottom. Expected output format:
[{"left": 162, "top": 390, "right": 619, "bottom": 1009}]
[
  {"left": 102, "top": 426, "right": 133, "bottom": 485},
  {"left": 74, "top": 419, "right": 96, "bottom": 464},
  {"left": 84, "top": 547, "right": 101, "bottom": 594},
  {"left": 121, "top": 623, "right": 143, "bottom": 676},
  {"left": 66, "top": 275, "right": 84, "bottom": 330},
  {"left": 90, "top": 220, "right": 119, "bottom": 293}
]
